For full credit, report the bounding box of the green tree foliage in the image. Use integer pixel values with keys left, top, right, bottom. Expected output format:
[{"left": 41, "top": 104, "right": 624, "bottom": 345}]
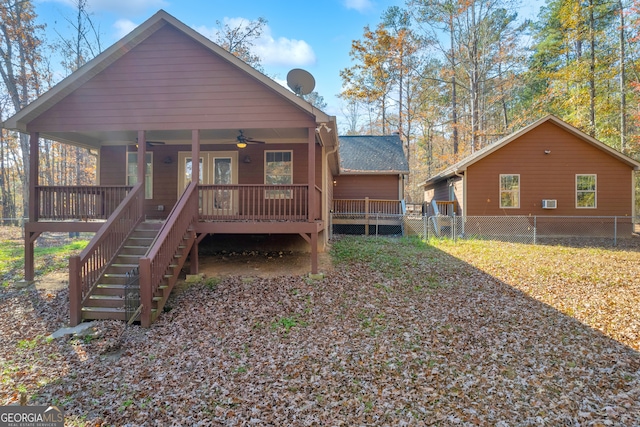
[{"left": 340, "top": 0, "right": 640, "bottom": 202}]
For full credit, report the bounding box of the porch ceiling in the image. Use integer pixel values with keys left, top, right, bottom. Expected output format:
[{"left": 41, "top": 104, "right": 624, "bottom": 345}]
[{"left": 42, "top": 127, "right": 312, "bottom": 149}]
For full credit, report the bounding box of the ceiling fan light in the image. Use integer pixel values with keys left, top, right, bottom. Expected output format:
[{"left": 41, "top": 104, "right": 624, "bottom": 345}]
[{"left": 236, "top": 142, "right": 247, "bottom": 149}]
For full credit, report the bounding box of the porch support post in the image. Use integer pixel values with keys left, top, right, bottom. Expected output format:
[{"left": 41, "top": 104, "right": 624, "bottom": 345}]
[
  {"left": 190, "top": 130, "right": 200, "bottom": 274},
  {"left": 308, "top": 127, "right": 318, "bottom": 275},
  {"left": 69, "top": 256, "right": 82, "bottom": 326},
  {"left": 137, "top": 130, "right": 146, "bottom": 215},
  {"left": 25, "top": 132, "right": 39, "bottom": 282},
  {"left": 190, "top": 240, "right": 199, "bottom": 274},
  {"left": 24, "top": 230, "right": 40, "bottom": 282},
  {"left": 310, "top": 231, "right": 318, "bottom": 274},
  {"left": 307, "top": 127, "right": 316, "bottom": 222},
  {"left": 28, "top": 132, "right": 39, "bottom": 222},
  {"left": 139, "top": 257, "right": 152, "bottom": 328}
]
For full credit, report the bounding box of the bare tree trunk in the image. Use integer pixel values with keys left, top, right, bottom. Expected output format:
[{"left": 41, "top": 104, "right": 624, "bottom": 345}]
[
  {"left": 450, "top": 16, "right": 459, "bottom": 156},
  {"left": 619, "top": 0, "right": 627, "bottom": 153},
  {"left": 588, "top": 0, "right": 596, "bottom": 137}
]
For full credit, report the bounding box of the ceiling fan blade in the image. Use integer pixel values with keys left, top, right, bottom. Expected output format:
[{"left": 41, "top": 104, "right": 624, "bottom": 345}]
[
  {"left": 246, "top": 138, "right": 266, "bottom": 144},
  {"left": 135, "top": 138, "right": 165, "bottom": 146}
]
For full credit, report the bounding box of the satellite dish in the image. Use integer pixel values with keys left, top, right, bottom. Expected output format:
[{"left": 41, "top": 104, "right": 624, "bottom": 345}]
[{"left": 287, "top": 68, "right": 315, "bottom": 96}]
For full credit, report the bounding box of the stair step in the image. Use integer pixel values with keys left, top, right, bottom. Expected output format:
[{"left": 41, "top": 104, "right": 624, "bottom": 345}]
[
  {"left": 136, "top": 222, "right": 163, "bottom": 231},
  {"left": 81, "top": 306, "right": 127, "bottom": 321},
  {"left": 95, "top": 284, "right": 127, "bottom": 295},
  {"left": 99, "top": 275, "right": 129, "bottom": 285},
  {"left": 88, "top": 294, "right": 125, "bottom": 308}
]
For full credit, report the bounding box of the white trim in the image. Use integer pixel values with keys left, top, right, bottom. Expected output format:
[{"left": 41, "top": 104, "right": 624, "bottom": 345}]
[
  {"left": 264, "top": 150, "right": 293, "bottom": 199},
  {"left": 499, "top": 174, "right": 520, "bottom": 209},
  {"left": 126, "top": 151, "right": 153, "bottom": 199},
  {"left": 576, "top": 174, "right": 597, "bottom": 209},
  {"left": 177, "top": 152, "right": 204, "bottom": 197}
]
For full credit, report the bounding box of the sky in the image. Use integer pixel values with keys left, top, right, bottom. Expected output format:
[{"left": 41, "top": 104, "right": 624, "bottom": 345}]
[{"left": 34, "top": 0, "right": 544, "bottom": 130}]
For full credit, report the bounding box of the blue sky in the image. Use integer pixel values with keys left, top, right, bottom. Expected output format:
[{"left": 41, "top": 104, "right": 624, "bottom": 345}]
[{"left": 35, "top": 0, "right": 543, "bottom": 127}]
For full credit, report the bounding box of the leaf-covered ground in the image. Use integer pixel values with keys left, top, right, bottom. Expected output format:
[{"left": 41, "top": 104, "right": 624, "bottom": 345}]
[{"left": 1, "top": 236, "right": 639, "bottom": 426}]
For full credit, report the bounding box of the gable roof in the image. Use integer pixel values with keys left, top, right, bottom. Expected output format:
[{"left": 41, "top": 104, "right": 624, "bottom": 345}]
[
  {"left": 3, "top": 10, "right": 334, "bottom": 142},
  {"left": 338, "top": 134, "right": 409, "bottom": 175},
  {"left": 420, "top": 115, "right": 640, "bottom": 187}
]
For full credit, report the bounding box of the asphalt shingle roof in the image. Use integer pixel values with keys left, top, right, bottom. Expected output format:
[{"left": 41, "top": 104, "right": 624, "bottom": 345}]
[{"left": 338, "top": 134, "right": 409, "bottom": 174}]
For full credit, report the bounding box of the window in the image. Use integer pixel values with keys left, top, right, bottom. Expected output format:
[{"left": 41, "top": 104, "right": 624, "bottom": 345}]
[
  {"left": 127, "top": 152, "right": 153, "bottom": 199},
  {"left": 500, "top": 174, "right": 520, "bottom": 208},
  {"left": 265, "top": 151, "right": 292, "bottom": 199},
  {"left": 576, "top": 174, "right": 596, "bottom": 208}
]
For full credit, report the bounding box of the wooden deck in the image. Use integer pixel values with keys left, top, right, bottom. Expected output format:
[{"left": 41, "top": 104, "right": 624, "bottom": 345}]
[
  {"left": 27, "top": 183, "right": 324, "bottom": 326},
  {"left": 331, "top": 198, "right": 404, "bottom": 235}
]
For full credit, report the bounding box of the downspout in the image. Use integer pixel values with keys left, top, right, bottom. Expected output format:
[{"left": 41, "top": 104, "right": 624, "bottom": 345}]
[
  {"left": 453, "top": 169, "right": 464, "bottom": 217},
  {"left": 325, "top": 140, "right": 339, "bottom": 238}
]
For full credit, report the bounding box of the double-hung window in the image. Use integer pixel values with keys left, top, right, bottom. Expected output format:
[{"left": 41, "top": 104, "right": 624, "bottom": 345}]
[
  {"left": 576, "top": 174, "right": 596, "bottom": 208},
  {"left": 500, "top": 174, "right": 520, "bottom": 208},
  {"left": 127, "top": 152, "right": 153, "bottom": 199},
  {"left": 265, "top": 151, "right": 292, "bottom": 199}
]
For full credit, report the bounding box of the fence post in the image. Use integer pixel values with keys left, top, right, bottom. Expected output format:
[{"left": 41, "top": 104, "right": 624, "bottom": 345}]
[
  {"left": 614, "top": 216, "right": 617, "bottom": 246},
  {"left": 452, "top": 213, "right": 456, "bottom": 242},
  {"left": 329, "top": 212, "right": 333, "bottom": 240},
  {"left": 376, "top": 213, "right": 379, "bottom": 237},
  {"left": 533, "top": 216, "right": 537, "bottom": 245},
  {"left": 422, "top": 215, "right": 426, "bottom": 241}
]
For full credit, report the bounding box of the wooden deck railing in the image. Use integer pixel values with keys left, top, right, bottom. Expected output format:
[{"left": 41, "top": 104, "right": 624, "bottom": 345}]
[
  {"left": 36, "top": 185, "right": 133, "bottom": 221},
  {"left": 198, "top": 184, "right": 313, "bottom": 221},
  {"left": 435, "top": 200, "right": 457, "bottom": 216},
  {"left": 139, "top": 181, "right": 199, "bottom": 327},
  {"left": 68, "top": 183, "right": 144, "bottom": 326},
  {"left": 333, "top": 198, "right": 403, "bottom": 215}
]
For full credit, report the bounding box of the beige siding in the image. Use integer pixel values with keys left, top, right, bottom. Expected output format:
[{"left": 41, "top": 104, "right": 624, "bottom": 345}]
[
  {"left": 30, "top": 25, "right": 315, "bottom": 132},
  {"left": 466, "top": 121, "right": 635, "bottom": 216}
]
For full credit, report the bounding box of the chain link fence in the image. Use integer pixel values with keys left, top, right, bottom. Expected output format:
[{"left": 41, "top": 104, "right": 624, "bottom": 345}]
[{"left": 330, "top": 213, "right": 640, "bottom": 246}]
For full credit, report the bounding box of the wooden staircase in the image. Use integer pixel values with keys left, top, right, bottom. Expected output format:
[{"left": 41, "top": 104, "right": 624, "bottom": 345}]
[{"left": 81, "top": 221, "right": 162, "bottom": 321}]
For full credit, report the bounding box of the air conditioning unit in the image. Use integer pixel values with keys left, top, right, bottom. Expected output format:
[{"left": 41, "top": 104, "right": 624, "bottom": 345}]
[{"left": 541, "top": 199, "right": 557, "bottom": 209}]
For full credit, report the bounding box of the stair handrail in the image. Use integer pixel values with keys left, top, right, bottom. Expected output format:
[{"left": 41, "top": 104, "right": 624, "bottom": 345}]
[
  {"left": 139, "top": 181, "right": 199, "bottom": 326},
  {"left": 69, "top": 183, "right": 144, "bottom": 326}
]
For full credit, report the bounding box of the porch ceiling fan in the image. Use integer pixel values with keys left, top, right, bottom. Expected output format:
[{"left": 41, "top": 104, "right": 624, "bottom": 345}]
[
  {"left": 235, "top": 130, "right": 265, "bottom": 148},
  {"left": 135, "top": 138, "right": 165, "bottom": 147}
]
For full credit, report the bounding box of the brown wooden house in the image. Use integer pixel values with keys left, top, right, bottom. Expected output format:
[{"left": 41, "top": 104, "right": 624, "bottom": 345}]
[
  {"left": 3, "top": 10, "right": 338, "bottom": 326},
  {"left": 421, "top": 115, "right": 640, "bottom": 220},
  {"left": 332, "top": 134, "right": 409, "bottom": 221}
]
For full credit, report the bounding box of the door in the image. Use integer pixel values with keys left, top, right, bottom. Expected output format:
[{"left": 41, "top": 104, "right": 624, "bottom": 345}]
[{"left": 178, "top": 152, "right": 238, "bottom": 216}]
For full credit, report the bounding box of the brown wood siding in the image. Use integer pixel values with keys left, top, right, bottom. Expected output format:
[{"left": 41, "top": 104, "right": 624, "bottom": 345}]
[
  {"left": 333, "top": 175, "right": 400, "bottom": 200},
  {"left": 424, "top": 181, "right": 451, "bottom": 203},
  {"left": 100, "top": 143, "right": 322, "bottom": 219},
  {"left": 465, "top": 121, "right": 635, "bottom": 216},
  {"left": 30, "top": 25, "right": 315, "bottom": 132}
]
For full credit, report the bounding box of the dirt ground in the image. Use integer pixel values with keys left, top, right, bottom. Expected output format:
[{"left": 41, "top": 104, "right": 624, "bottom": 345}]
[
  {"left": 32, "top": 250, "right": 334, "bottom": 293},
  {"left": 197, "top": 250, "right": 334, "bottom": 279}
]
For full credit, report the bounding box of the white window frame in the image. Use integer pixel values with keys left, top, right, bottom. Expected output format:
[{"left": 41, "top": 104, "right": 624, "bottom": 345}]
[
  {"left": 499, "top": 174, "right": 520, "bottom": 209},
  {"left": 576, "top": 174, "right": 597, "bottom": 209},
  {"left": 264, "top": 150, "right": 293, "bottom": 199},
  {"left": 126, "top": 152, "right": 153, "bottom": 199}
]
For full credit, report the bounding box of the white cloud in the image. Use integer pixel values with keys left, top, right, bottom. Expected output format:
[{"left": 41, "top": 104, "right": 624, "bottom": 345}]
[
  {"left": 114, "top": 19, "right": 138, "bottom": 39},
  {"left": 344, "top": 0, "right": 373, "bottom": 13},
  {"left": 254, "top": 29, "right": 316, "bottom": 67},
  {"left": 195, "top": 18, "right": 316, "bottom": 68}
]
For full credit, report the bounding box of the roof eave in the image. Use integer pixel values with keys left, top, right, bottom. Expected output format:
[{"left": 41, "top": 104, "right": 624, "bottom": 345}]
[{"left": 4, "top": 9, "right": 332, "bottom": 132}]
